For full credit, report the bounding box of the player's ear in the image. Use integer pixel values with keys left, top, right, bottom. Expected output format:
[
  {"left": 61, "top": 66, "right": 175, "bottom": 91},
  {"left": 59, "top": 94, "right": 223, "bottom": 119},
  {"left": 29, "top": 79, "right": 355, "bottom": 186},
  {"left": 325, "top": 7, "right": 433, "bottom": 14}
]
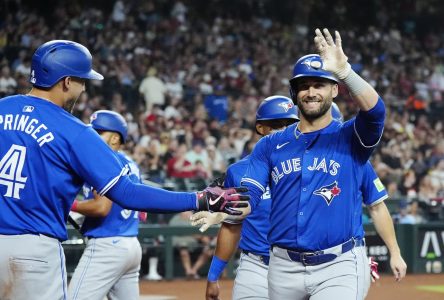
[
  {"left": 255, "top": 123, "right": 265, "bottom": 136},
  {"left": 332, "top": 83, "right": 338, "bottom": 98}
]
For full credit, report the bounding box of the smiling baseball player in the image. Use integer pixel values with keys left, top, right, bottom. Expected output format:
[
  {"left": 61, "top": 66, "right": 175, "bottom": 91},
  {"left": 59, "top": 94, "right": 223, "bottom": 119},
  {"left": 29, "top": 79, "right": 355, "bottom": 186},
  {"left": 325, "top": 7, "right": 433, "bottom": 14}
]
[
  {"left": 240, "top": 28, "right": 406, "bottom": 300},
  {"left": 194, "top": 103, "right": 389, "bottom": 300}
]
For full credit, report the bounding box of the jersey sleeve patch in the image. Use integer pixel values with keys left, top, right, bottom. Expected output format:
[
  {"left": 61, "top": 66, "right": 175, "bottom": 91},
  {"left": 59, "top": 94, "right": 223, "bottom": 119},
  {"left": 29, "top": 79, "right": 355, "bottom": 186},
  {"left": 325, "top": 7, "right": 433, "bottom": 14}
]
[{"left": 373, "top": 178, "right": 385, "bottom": 193}]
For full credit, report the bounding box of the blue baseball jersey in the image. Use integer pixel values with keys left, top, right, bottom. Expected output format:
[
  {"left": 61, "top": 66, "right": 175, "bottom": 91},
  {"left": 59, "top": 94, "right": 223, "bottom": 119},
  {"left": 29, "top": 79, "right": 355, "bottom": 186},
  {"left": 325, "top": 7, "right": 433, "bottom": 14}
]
[
  {"left": 81, "top": 152, "right": 142, "bottom": 238},
  {"left": 0, "top": 95, "right": 128, "bottom": 240},
  {"left": 242, "top": 114, "right": 384, "bottom": 251},
  {"left": 224, "top": 156, "right": 271, "bottom": 257}
]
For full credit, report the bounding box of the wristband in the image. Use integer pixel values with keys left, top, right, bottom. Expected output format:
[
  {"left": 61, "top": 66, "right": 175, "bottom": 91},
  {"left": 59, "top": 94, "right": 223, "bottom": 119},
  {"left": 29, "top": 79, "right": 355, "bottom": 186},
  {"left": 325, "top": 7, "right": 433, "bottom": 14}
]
[
  {"left": 207, "top": 255, "right": 228, "bottom": 282},
  {"left": 342, "top": 68, "right": 369, "bottom": 96},
  {"left": 71, "top": 200, "right": 79, "bottom": 212}
]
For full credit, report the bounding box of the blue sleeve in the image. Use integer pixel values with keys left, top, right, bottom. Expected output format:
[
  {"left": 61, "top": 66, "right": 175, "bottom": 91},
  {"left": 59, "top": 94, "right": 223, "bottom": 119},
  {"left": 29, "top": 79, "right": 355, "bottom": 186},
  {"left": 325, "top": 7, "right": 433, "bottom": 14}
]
[
  {"left": 354, "top": 97, "right": 385, "bottom": 149},
  {"left": 106, "top": 175, "right": 197, "bottom": 212},
  {"left": 70, "top": 127, "right": 128, "bottom": 195},
  {"left": 241, "top": 138, "right": 271, "bottom": 210},
  {"left": 362, "top": 161, "right": 388, "bottom": 206},
  {"left": 224, "top": 165, "right": 238, "bottom": 188}
]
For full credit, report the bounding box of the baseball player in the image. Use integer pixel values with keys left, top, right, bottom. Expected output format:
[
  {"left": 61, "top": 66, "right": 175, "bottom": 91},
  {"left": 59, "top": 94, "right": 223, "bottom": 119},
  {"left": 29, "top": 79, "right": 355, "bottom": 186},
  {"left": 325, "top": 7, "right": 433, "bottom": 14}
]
[
  {"left": 204, "top": 95, "right": 299, "bottom": 300},
  {"left": 240, "top": 28, "right": 406, "bottom": 300},
  {"left": 197, "top": 104, "right": 384, "bottom": 300},
  {"left": 68, "top": 110, "right": 145, "bottom": 300},
  {"left": 0, "top": 40, "right": 248, "bottom": 300}
]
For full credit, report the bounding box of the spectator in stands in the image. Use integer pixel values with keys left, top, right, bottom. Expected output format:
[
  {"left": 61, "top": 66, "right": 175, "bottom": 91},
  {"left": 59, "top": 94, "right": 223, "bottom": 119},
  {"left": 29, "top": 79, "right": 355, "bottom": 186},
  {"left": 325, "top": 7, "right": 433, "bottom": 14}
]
[
  {"left": 169, "top": 211, "right": 214, "bottom": 279},
  {"left": 166, "top": 144, "right": 195, "bottom": 179},
  {"left": 139, "top": 67, "right": 167, "bottom": 113}
]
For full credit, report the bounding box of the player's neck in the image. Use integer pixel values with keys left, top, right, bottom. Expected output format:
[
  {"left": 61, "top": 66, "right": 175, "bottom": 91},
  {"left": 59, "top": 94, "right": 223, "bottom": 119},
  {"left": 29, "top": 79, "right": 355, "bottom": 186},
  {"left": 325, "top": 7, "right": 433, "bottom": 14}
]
[
  {"left": 299, "top": 115, "right": 332, "bottom": 133},
  {"left": 27, "top": 87, "right": 63, "bottom": 107}
]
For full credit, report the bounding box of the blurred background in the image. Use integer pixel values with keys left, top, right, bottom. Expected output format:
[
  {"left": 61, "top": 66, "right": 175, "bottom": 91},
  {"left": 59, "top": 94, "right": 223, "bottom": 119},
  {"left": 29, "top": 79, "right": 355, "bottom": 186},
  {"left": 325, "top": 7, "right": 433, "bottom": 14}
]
[{"left": 2, "top": 0, "right": 444, "bottom": 285}]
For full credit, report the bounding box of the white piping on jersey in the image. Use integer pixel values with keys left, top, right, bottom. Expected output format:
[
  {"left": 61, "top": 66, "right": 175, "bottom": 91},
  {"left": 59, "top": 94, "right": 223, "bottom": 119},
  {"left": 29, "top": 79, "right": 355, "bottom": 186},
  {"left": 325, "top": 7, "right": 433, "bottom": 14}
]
[
  {"left": 353, "top": 121, "right": 384, "bottom": 148},
  {"left": 293, "top": 122, "right": 303, "bottom": 140},
  {"left": 241, "top": 178, "right": 266, "bottom": 193},
  {"left": 98, "top": 165, "right": 130, "bottom": 196},
  {"left": 366, "top": 194, "right": 388, "bottom": 207}
]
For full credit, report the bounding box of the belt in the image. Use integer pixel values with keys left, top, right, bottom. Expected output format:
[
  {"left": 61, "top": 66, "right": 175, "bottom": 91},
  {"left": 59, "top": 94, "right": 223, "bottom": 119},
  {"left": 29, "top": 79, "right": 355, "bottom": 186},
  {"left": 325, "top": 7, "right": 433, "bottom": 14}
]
[
  {"left": 272, "top": 238, "right": 365, "bottom": 266},
  {"left": 242, "top": 250, "right": 270, "bottom": 266}
]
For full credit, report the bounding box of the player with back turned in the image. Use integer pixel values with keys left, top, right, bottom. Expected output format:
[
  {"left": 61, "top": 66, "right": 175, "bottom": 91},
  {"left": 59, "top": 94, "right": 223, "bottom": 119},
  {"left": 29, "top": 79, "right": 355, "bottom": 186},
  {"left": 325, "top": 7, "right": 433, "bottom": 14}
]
[
  {"left": 0, "top": 40, "right": 248, "bottom": 300},
  {"left": 68, "top": 110, "right": 146, "bottom": 300},
  {"left": 241, "top": 28, "right": 407, "bottom": 300}
]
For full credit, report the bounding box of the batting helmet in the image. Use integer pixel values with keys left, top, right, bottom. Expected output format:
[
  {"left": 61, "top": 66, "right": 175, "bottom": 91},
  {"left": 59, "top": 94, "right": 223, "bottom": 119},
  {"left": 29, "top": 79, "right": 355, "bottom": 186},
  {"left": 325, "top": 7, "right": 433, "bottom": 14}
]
[
  {"left": 289, "top": 54, "right": 338, "bottom": 99},
  {"left": 90, "top": 110, "right": 128, "bottom": 143},
  {"left": 30, "top": 40, "right": 104, "bottom": 88},
  {"left": 294, "top": 102, "right": 343, "bottom": 122},
  {"left": 256, "top": 95, "right": 299, "bottom": 122}
]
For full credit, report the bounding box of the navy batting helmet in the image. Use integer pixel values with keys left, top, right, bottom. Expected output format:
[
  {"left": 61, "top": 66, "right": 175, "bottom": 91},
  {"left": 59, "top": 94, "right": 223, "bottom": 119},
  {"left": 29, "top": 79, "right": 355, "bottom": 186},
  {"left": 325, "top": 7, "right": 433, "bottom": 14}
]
[
  {"left": 289, "top": 54, "right": 338, "bottom": 99},
  {"left": 90, "top": 110, "right": 128, "bottom": 143},
  {"left": 256, "top": 95, "right": 299, "bottom": 122},
  {"left": 30, "top": 40, "right": 104, "bottom": 88}
]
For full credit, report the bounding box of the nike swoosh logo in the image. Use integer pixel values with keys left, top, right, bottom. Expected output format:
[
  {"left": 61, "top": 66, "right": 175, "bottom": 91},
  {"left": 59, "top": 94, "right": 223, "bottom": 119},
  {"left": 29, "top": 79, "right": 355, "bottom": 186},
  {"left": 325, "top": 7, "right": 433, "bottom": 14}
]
[
  {"left": 112, "top": 239, "right": 120, "bottom": 244},
  {"left": 209, "top": 192, "right": 225, "bottom": 206},
  {"left": 276, "top": 142, "right": 290, "bottom": 150}
]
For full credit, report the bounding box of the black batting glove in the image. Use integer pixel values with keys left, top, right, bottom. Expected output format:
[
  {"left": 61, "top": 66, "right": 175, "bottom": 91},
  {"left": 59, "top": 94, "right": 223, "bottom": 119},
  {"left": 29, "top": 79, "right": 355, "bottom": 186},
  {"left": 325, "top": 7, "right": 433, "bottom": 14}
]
[{"left": 196, "top": 186, "right": 249, "bottom": 215}]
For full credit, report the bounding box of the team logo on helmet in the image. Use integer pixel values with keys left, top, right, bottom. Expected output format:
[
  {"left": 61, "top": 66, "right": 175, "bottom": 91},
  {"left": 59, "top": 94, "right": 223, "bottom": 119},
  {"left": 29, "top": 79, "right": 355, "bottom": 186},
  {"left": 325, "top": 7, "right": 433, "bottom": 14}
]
[
  {"left": 90, "top": 113, "right": 98, "bottom": 121},
  {"left": 313, "top": 181, "right": 341, "bottom": 206},
  {"left": 278, "top": 101, "right": 294, "bottom": 112},
  {"left": 302, "top": 59, "right": 322, "bottom": 70}
]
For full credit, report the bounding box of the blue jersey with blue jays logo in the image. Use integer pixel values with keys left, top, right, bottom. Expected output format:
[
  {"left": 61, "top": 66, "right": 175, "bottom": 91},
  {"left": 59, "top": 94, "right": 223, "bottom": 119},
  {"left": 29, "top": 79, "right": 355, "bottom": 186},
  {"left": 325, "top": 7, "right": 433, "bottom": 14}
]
[
  {"left": 224, "top": 156, "right": 271, "bottom": 257},
  {"left": 81, "top": 152, "right": 142, "bottom": 238},
  {"left": 242, "top": 111, "right": 384, "bottom": 251},
  {"left": 0, "top": 95, "right": 128, "bottom": 240}
]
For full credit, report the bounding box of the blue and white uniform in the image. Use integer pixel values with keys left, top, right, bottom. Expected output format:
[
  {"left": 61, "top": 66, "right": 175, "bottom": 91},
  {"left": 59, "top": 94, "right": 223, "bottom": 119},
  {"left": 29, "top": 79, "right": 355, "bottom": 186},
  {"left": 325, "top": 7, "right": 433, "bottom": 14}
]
[
  {"left": 0, "top": 95, "right": 197, "bottom": 300},
  {"left": 242, "top": 101, "right": 385, "bottom": 300},
  {"left": 69, "top": 152, "right": 144, "bottom": 300},
  {"left": 224, "top": 156, "right": 271, "bottom": 299}
]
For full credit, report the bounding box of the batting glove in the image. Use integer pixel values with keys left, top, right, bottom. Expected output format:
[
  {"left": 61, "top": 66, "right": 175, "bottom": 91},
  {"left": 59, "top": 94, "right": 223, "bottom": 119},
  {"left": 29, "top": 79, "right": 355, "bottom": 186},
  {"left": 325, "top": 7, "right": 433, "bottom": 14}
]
[
  {"left": 196, "top": 186, "right": 249, "bottom": 215},
  {"left": 369, "top": 257, "right": 380, "bottom": 282}
]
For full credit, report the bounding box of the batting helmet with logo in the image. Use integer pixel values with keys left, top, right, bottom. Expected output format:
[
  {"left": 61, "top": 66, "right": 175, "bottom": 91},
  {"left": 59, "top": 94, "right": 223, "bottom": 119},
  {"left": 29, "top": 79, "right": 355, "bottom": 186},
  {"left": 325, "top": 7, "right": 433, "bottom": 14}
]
[
  {"left": 90, "top": 110, "right": 128, "bottom": 143},
  {"left": 289, "top": 54, "right": 338, "bottom": 100},
  {"left": 30, "top": 40, "right": 104, "bottom": 88},
  {"left": 256, "top": 95, "right": 299, "bottom": 122}
]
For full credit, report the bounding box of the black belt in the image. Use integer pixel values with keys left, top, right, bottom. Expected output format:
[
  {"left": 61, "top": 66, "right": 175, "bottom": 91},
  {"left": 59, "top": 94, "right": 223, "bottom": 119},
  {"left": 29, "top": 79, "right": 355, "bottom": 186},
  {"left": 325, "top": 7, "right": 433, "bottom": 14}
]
[
  {"left": 273, "top": 238, "right": 365, "bottom": 266},
  {"left": 242, "top": 250, "right": 270, "bottom": 266}
]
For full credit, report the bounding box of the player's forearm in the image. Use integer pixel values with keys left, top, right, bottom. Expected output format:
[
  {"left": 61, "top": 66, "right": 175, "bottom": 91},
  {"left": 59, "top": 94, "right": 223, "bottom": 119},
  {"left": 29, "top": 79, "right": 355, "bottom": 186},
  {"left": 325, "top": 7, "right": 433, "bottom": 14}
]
[
  {"left": 73, "top": 197, "right": 112, "bottom": 217},
  {"left": 342, "top": 68, "right": 379, "bottom": 111},
  {"left": 106, "top": 176, "right": 197, "bottom": 212},
  {"left": 368, "top": 202, "right": 401, "bottom": 255},
  {"left": 214, "top": 223, "right": 242, "bottom": 261}
]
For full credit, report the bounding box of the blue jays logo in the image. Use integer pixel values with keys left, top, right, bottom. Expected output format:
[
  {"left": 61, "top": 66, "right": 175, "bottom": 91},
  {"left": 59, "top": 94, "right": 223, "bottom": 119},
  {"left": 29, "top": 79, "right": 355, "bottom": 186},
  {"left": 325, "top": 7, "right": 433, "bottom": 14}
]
[
  {"left": 313, "top": 181, "right": 341, "bottom": 206},
  {"left": 278, "top": 101, "right": 294, "bottom": 112},
  {"left": 90, "top": 113, "right": 97, "bottom": 121},
  {"left": 302, "top": 58, "right": 322, "bottom": 70}
]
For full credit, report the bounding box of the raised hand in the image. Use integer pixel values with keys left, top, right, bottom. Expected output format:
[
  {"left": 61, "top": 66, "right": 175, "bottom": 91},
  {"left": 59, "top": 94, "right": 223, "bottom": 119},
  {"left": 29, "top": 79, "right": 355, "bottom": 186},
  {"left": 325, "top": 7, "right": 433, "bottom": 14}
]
[{"left": 314, "top": 28, "right": 351, "bottom": 79}]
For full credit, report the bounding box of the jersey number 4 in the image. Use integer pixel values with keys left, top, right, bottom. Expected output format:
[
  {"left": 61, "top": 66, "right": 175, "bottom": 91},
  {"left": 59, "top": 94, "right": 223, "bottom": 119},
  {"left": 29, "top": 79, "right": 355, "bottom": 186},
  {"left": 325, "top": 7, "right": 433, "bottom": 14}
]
[{"left": 0, "top": 145, "right": 28, "bottom": 199}]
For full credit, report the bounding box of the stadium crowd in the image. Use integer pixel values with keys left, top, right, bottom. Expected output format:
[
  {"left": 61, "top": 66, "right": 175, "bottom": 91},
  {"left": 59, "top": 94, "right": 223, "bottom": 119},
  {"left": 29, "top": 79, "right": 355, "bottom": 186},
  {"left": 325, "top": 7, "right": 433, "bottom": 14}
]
[{"left": 1, "top": 0, "right": 444, "bottom": 222}]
